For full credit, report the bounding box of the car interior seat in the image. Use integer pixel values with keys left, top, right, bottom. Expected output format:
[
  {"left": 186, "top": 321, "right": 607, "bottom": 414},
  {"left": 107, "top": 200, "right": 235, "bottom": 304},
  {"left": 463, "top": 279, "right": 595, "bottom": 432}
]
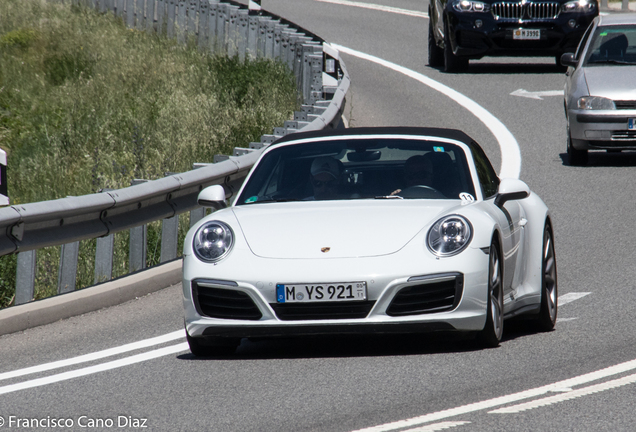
[
  {"left": 424, "top": 152, "right": 461, "bottom": 198},
  {"left": 599, "top": 33, "right": 628, "bottom": 59}
]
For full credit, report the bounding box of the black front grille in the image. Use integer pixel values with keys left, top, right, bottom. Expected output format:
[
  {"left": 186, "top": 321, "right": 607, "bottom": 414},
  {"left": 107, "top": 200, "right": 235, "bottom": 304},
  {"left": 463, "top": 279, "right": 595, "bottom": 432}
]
[
  {"left": 491, "top": 2, "right": 560, "bottom": 20},
  {"left": 615, "top": 101, "right": 636, "bottom": 110},
  {"left": 386, "top": 274, "right": 463, "bottom": 317},
  {"left": 193, "top": 282, "right": 262, "bottom": 320},
  {"left": 270, "top": 301, "right": 375, "bottom": 321}
]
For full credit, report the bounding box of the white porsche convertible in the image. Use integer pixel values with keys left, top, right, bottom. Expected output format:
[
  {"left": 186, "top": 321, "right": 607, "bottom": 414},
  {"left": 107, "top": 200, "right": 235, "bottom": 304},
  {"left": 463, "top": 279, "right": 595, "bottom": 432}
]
[{"left": 182, "top": 127, "right": 557, "bottom": 356}]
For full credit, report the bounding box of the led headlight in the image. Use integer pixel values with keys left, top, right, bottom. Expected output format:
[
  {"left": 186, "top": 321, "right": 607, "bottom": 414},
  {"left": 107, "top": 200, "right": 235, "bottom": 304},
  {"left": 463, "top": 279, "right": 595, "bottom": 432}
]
[
  {"left": 427, "top": 215, "right": 473, "bottom": 257},
  {"left": 562, "top": 0, "right": 596, "bottom": 12},
  {"left": 577, "top": 96, "right": 615, "bottom": 110},
  {"left": 452, "top": 0, "right": 490, "bottom": 12},
  {"left": 193, "top": 221, "right": 234, "bottom": 262}
]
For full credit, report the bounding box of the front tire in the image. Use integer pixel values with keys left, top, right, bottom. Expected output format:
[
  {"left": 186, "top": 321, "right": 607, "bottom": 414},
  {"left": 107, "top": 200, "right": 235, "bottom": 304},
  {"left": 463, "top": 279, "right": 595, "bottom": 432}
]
[
  {"left": 477, "top": 241, "right": 504, "bottom": 348},
  {"left": 532, "top": 222, "right": 558, "bottom": 331},
  {"left": 186, "top": 327, "right": 240, "bottom": 357},
  {"left": 567, "top": 125, "right": 588, "bottom": 166},
  {"left": 428, "top": 16, "right": 444, "bottom": 67},
  {"left": 443, "top": 21, "right": 469, "bottom": 73}
]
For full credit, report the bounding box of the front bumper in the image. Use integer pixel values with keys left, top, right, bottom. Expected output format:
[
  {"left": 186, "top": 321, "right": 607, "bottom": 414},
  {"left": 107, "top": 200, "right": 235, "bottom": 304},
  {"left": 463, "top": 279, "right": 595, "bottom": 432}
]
[
  {"left": 183, "top": 247, "right": 490, "bottom": 339},
  {"left": 447, "top": 12, "right": 596, "bottom": 58},
  {"left": 568, "top": 109, "right": 636, "bottom": 149}
]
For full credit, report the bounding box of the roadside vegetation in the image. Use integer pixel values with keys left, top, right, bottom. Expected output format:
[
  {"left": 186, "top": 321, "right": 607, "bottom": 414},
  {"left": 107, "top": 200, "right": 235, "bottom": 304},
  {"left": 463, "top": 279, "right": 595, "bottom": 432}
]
[{"left": 0, "top": 0, "right": 299, "bottom": 308}]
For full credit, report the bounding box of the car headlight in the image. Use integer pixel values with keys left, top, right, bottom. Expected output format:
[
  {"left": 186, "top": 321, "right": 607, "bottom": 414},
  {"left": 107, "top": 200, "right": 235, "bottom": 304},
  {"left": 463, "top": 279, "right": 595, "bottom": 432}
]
[
  {"left": 452, "top": 0, "right": 490, "bottom": 12},
  {"left": 427, "top": 215, "right": 473, "bottom": 257},
  {"left": 562, "top": 0, "right": 596, "bottom": 13},
  {"left": 577, "top": 96, "right": 616, "bottom": 110},
  {"left": 193, "top": 221, "right": 234, "bottom": 262}
]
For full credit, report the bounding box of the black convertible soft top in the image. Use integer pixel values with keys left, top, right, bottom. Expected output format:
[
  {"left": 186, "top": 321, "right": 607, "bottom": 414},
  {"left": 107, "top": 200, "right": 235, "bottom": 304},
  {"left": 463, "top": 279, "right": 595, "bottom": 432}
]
[{"left": 270, "top": 126, "right": 478, "bottom": 148}]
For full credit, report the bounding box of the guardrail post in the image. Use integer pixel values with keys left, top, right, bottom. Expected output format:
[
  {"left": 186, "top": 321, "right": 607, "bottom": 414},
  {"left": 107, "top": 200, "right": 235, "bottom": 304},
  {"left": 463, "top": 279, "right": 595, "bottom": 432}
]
[
  {"left": 188, "top": 0, "right": 198, "bottom": 41},
  {"left": 146, "top": 0, "right": 156, "bottom": 32},
  {"left": 177, "top": 0, "right": 187, "bottom": 44},
  {"left": 129, "top": 225, "right": 147, "bottom": 272},
  {"left": 116, "top": 0, "right": 125, "bottom": 18},
  {"left": 237, "top": 9, "right": 249, "bottom": 61},
  {"left": 198, "top": 0, "right": 209, "bottom": 50},
  {"left": 227, "top": 5, "right": 240, "bottom": 58},
  {"left": 95, "top": 234, "right": 114, "bottom": 283},
  {"left": 160, "top": 215, "right": 179, "bottom": 263},
  {"left": 126, "top": 0, "right": 136, "bottom": 27},
  {"left": 216, "top": 3, "right": 228, "bottom": 54},
  {"left": 15, "top": 250, "right": 36, "bottom": 305},
  {"left": 207, "top": 1, "right": 219, "bottom": 53},
  {"left": 136, "top": 0, "right": 145, "bottom": 29},
  {"left": 167, "top": 0, "right": 177, "bottom": 40},
  {"left": 156, "top": 0, "right": 166, "bottom": 34},
  {"left": 58, "top": 241, "right": 79, "bottom": 294}
]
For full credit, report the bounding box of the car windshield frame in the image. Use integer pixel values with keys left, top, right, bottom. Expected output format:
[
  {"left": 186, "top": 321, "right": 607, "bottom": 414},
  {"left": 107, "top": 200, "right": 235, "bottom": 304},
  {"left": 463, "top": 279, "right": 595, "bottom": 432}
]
[
  {"left": 235, "top": 136, "right": 478, "bottom": 205},
  {"left": 583, "top": 24, "right": 636, "bottom": 66}
]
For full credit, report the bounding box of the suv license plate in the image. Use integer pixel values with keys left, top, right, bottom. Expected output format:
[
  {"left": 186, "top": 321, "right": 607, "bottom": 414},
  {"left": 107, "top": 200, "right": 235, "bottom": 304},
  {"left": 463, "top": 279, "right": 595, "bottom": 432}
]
[
  {"left": 513, "top": 29, "right": 540, "bottom": 40},
  {"left": 629, "top": 118, "right": 635, "bottom": 130},
  {"left": 277, "top": 282, "right": 367, "bottom": 303}
]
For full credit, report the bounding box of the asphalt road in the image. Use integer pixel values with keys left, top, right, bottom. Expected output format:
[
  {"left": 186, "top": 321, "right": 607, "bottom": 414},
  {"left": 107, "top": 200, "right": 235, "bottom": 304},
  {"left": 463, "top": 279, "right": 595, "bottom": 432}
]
[{"left": 2, "top": 1, "right": 636, "bottom": 431}]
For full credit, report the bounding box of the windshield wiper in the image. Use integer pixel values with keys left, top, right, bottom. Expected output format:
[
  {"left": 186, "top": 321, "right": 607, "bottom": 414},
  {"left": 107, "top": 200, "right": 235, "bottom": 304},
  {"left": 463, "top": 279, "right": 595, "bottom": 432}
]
[
  {"left": 374, "top": 195, "right": 404, "bottom": 199},
  {"left": 587, "top": 59, "right": 636, "bottom": 65}
]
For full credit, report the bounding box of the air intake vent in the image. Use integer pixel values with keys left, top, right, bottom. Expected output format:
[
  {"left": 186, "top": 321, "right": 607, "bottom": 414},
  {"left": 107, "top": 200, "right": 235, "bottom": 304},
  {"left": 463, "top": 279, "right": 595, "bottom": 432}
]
[
  {"left": 270, "top": 301, "right": 375, "bottom": 320},
  {"left": 193, "top": 281, "right": 262, "bottom": 320},
  {"left": 386, "top": 273, "right": 463, "bottom": 316}
]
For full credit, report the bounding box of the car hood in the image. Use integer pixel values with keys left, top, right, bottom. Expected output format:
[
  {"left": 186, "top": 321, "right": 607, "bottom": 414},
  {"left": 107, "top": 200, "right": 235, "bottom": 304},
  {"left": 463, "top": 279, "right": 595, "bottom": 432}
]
[
  {"left": 584, "top": 66, "right": 636, "bottom": 100},
  {"left": 232, "top": 200, "right": 463, "bottom": 259}
]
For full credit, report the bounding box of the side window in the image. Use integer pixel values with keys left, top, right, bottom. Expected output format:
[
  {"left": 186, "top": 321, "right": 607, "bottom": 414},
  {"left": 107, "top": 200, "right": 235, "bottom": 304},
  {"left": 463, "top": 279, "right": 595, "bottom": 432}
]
[{"left": 469, "top": 142, "right": 499, "bottom": 199}]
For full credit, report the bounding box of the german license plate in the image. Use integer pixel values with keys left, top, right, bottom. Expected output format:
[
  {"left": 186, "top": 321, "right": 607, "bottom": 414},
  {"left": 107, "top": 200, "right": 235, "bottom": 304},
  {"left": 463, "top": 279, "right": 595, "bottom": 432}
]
[
  {"left": 276, "top": 282, "right": 367, "bottom": 303},
  {"left": 513, "top": 29, "right": 540, "bottom": 40},
  {"left": 629, "top": 118, "right": 635, "bottom": 130}
]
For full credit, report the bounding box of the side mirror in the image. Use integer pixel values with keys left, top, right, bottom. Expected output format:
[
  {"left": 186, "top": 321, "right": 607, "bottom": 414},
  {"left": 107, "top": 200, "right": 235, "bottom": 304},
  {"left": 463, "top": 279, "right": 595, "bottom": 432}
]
[
  {"left": 494, "top": 178, "right": 529, "bottom": 208},
  {"left": 198, "top": 184, "right": 228, "bottom": 210},
  {"left": 560, "top": 52, "right": 577, "bottom": 68}
]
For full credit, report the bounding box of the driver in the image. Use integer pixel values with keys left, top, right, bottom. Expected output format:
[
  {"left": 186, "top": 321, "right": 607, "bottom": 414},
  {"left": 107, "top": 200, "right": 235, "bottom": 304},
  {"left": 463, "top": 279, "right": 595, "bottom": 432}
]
[
  {"left": 391, "top": 155, "right": 434, "bottom": 196},
  {"left": 310, "top": 156, "right": 343, "bottom": 200}
]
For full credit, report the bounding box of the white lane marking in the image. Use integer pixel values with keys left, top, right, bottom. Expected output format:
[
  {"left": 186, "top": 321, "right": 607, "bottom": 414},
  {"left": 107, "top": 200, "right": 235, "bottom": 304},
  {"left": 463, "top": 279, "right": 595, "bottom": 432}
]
[
  {"left": 510, "top": 89, "right": 564, "bottom": 100},
  {"left": 0, "top": 330, "right": 184, "bottom": 382},
  {"left": 351, "top": 358, "right": 636, "bottom": 431},
  {"left": 402, "top": 421, "right": 471, "bottom": 431},
  {"left": 331, "top": 44, "right": 521, "bottom": 179},
  {"left": 315, "top": 0, "right": 428, "bottom": 18},
  {"left": 0, "top": 342, "right": 189, "bottom": 396},
  {"left": 558, "top": 292, "right": 591, "bottom": 306},
  {"left": 489, "top": 373, "right": 636, "bottom": 414}
]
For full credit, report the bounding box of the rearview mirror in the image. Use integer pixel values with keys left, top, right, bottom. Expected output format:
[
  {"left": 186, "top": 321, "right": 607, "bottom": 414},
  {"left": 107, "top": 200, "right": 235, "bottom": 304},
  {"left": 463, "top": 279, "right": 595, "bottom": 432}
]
[
  {"left": 494, "top": 178, "right": 529, "bottom": 208},
  {"left": 560, "top": 52, "right": 577, "bottom": 68},
  {"left": 198, "top": 184, "right": 227, "bottom": 210}
]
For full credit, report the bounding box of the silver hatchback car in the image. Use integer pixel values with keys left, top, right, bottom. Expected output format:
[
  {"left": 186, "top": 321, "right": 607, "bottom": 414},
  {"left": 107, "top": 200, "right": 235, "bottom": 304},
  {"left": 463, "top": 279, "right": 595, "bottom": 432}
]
[{"left": 561, "top": 13, "right": 636, "bottom": 165}]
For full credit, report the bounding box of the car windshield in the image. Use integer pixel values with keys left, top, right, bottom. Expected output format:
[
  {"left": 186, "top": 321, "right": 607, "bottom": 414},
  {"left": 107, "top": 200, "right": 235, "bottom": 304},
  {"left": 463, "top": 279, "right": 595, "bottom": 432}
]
[
  {"left": 584, "top": 24, "right": 636, "bottom": 66},
  {"left": 236, "top": 137, "right": 477, "bottom": 205}
]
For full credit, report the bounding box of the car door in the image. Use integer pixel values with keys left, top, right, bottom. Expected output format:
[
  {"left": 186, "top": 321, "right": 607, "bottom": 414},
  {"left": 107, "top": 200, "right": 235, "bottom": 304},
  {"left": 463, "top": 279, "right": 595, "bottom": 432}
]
[{"left": 469, "top": 143, "right": 525, "bottom": 307}]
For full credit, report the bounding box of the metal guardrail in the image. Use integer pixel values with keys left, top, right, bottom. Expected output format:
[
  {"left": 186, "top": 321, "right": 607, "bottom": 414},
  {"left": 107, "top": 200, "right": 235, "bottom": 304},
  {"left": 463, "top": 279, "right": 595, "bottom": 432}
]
[{"left": 0, "top": 0, "right": 350, "bottom": 307}]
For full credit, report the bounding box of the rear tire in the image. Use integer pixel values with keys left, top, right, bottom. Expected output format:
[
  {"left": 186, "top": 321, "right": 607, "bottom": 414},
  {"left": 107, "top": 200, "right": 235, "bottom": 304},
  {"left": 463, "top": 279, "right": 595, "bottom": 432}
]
[
  {"left": 443, "top": 21, "right": 469, "bottom": 73},
  {"left": 477, "top": 241, "right": 504, "bottom": 348},
  {"left": 532, "top": 222, "right": 558, "bottom": 332}
]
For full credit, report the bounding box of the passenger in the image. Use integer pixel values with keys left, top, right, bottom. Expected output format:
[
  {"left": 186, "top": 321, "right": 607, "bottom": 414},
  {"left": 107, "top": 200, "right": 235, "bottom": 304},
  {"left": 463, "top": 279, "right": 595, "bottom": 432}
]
[{"left": 310, "top": 156, "right": 342, "bottom": 200}]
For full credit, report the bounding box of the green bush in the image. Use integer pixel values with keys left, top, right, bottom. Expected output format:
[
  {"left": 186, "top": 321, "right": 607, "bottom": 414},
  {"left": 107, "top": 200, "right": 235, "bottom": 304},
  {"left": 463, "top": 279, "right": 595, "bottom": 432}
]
[{"left": 0, "top": 0, "right": 298, "bottom": 308}]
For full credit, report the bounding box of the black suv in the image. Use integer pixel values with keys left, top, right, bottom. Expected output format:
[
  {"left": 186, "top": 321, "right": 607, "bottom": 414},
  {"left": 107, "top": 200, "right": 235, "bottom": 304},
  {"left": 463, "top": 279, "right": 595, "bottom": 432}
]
[{"left": 428, "top": 0, "right": 598, "bottom": 72}]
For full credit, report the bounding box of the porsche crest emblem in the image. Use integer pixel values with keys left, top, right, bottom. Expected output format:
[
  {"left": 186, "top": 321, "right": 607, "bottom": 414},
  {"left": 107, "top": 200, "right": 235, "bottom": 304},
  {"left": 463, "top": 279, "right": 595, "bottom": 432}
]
[{"left": 321, "top": 247, "right": 331, "bottom": 253}]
